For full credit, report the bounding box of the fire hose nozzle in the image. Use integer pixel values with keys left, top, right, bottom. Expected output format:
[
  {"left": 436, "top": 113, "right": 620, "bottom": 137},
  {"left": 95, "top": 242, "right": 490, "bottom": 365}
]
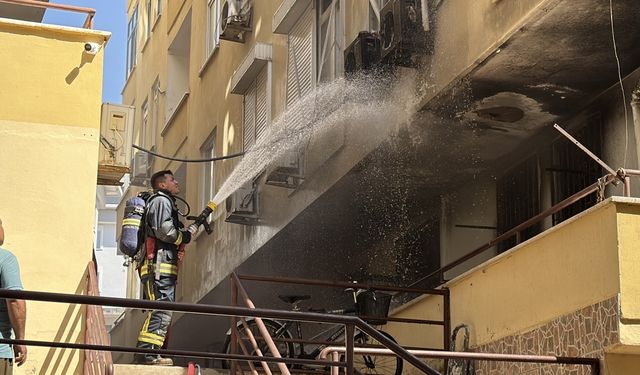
[{"left": 187, "top": 201, "right": 219, "bottom": 235}]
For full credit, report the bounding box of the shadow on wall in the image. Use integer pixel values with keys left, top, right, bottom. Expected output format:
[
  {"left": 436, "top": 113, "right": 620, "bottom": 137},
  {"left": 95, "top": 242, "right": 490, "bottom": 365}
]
[
  {"left": 36, "top": 270, "right": 88, "bottom": 375},
  {"left": 66, "top": 50, "right": 96, "bottom": 85}
]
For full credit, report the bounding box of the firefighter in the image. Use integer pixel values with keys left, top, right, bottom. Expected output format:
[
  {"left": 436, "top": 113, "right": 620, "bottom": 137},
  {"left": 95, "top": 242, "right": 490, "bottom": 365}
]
[{"left": 134, "top": 170, "right": 196, "bottom": 366}]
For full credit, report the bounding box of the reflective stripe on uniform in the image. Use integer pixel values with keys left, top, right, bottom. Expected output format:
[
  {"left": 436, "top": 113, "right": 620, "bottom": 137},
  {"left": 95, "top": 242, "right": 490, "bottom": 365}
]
[
  {"left": 173, "top": 231, "right": 182, "bottom": 245},
  {"left": 139, "top": 263, "right": 178, "bottom": 277},
  {"left": 137, "top": 331, "right": 165, "bottom": 346},
  {"left": 122, "top": 218, "right": 141, "bottom": 226}
]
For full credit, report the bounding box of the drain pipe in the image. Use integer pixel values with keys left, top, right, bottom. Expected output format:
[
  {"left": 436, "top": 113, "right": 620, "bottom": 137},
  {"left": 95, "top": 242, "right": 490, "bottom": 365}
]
[{"left": 631, "top": 79, "right": 640, "bottom": 172}]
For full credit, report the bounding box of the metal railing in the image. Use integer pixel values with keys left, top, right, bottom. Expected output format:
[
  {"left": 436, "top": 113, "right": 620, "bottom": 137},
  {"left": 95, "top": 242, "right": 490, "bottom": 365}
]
[
  {"left": 83, "top": 262, "right": 113, "bottom": 375},
  {"left": 231, "top": 273, "right": 451, "bottom": 352},
  {"left": 413, "top": 169, "right": 639, "bottom": 286},
  {"left": 0, "top": 288, "right": 601, "bottom": 374},
  {"left": 0, "top": 0, "right": 95, "bottom": 28}
]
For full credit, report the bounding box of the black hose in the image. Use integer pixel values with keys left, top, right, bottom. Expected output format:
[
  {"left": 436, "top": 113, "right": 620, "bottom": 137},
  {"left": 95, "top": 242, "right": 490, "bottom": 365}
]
[{"left": 132, "top": 144, "right": 244, "bottom": 163}]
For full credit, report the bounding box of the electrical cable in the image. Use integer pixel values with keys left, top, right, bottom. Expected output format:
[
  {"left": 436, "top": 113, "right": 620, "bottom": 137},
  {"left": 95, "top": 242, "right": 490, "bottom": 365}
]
[
  {"left": 132, "top": 144, "right": 244, "bottom": 163},
  {"left": 609, "top": 0, "right": 629, "bottom": 167}
]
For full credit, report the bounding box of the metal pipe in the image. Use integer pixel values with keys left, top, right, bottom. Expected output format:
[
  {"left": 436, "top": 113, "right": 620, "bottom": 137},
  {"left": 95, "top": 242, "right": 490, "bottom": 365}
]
[
  {"left": 356, "top": 321, "right": 442, "bottom": 375},
  {"left": 238, "top": 318, "right": 268, "bottom": 375},
  {"left": 443, "top": 288, "right": 451, "bottom": 365},
  {"left": 231, "top": 277, "right": 238, "bottom": 375},
  {"left": 0, "top": 289, "right": 358, "bottom": 325},
  {"left": 318, "top": 347, "right": 599, "bottom": 369},
  {"left": 630, "top": 80, "right": 640, "bottom": 172},
  {"left": 553, "top": 123, "right": 619, "bottom": 178},
  {"left": 0, "top": 338, "right": 343, "bottom": 367},
  {"left": 331, "top": 352, "right": 340, "bottom": 375},
  {"left": 237, "top": 274, "right": 447, "bottom": 296},
  {"left": 624, "top": 176, "right": 631, "bottom": 196},
  {"left": 231, "top": 273, "right": 291, "bottom": 375},
  {"left": 345, "top": 324, "right": 354, "bottom": 375}
]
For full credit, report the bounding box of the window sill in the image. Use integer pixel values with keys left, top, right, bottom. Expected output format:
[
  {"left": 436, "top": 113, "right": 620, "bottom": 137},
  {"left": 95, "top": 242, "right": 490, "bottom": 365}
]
[
  {"left": 121, "top": 65, "right": 137, "bottom": 95},
  {"left": 152, "top": 13, "right": 162, "bottom": 32},
  {"left": 161, "top": 92, "right": 190, "bottom": 136},
  {"left": 199, "top": 45, "right": 219, "bottom": 78},
  {"left": 141, "top": 35, "right": 151, "bottom": 54}
]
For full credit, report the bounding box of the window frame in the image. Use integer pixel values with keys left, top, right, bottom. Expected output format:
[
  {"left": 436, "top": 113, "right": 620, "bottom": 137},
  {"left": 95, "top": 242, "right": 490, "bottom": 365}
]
[
  {"left": 242, "top": 65, "right": 271, "bottom": 151},
  {"left": 206, "top": 0, "right": 221, "bottom": 58},
  {"left": 145, "top": 0, "right": 152, "bottom": 41},
  {"left": 200, "top": 131, "right": 216, "bottom": 221},
  {"left": 140, "top": 98, "right": 149, "bottom": 149},
  {"left": 126, "top": 4, "right": 139, "bottom": 78},
  {"left": 151, "top": 78, "right": 160, "bottom": 152},
  {"left": 316, "top": 0, "right": 344, "bottom": 84}
]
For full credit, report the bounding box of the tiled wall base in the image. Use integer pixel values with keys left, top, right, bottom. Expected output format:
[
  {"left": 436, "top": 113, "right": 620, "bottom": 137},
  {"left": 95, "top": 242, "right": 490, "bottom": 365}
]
[{"left": 472, "top": 296, "right": 618, "bottom": 375}]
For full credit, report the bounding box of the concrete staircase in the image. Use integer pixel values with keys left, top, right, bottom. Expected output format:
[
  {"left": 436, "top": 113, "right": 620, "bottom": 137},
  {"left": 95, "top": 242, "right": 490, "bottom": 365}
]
[{"left": 112, "top": 364, "right": 227, "bottom": 374}]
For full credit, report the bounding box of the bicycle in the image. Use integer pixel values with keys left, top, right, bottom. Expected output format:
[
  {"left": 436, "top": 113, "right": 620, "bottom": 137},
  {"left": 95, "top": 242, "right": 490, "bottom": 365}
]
[{"left": 222, "top": 287, "right": 403, "bottom": 375}]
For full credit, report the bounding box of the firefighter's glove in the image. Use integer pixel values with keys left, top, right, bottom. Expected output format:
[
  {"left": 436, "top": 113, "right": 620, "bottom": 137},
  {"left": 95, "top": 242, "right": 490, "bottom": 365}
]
[
  {"left": 180, "top": 230, "right": 192, "bottom": 244},
  {"left": 187, "top": 223, "right": 198, "bottom": 234}
]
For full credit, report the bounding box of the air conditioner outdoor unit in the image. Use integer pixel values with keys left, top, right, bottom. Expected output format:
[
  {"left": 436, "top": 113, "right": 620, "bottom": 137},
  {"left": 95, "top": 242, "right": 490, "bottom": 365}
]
[
  {"left": 265, "top": 150, "right": 304, "bottom": 189},
  {"left": 97, "top": 103, "right": 135, "bottom": 185},
  {"left": 379, "top": 0, "right": 434, "bottom": 67},
  {"left": 220, "top": 0, "right": 252, "bottom": 43},
  {"left": 130, "top": 150, "right": 150, "bottom": 187},
  {"left": 344, "top": 31, "right": 382, "bottom": 77},
  {"left": 225, "top": 179, "right": 259, "bottom": 225}
]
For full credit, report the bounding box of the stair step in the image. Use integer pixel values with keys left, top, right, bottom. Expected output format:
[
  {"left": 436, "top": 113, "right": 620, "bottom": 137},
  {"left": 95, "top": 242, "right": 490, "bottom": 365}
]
[{"left": 113, "top": 364, "right": 227, "bottom": 375}]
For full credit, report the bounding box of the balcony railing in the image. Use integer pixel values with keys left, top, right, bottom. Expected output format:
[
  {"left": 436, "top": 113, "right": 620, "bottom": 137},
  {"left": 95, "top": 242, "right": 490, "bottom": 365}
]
[{"left": 0, "top": 0, "right": 95, "bottom": 28}]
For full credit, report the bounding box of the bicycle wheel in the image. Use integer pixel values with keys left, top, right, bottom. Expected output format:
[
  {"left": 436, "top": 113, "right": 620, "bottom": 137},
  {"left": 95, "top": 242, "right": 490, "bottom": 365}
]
[
  {"left": 351, "top": 330, "right": 403, "bottom": 375},
  {"left": 222, "top": 318, "right": 295, "bottom": 371}
]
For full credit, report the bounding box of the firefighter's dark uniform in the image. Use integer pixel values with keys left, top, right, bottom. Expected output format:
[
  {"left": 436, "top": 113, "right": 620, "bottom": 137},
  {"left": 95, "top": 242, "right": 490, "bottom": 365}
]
[{"left": 136, "top": 190, "right": 190, "bottom": 355}]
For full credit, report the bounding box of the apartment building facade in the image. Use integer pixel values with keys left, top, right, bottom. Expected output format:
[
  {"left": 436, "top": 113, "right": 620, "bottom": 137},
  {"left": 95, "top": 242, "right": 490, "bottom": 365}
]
[{"left": 114, "top": 0, "right": 640, "bottom": 372}]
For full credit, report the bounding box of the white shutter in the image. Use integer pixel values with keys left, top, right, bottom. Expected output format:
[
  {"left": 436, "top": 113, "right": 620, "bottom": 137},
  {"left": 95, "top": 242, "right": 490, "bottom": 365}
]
[
  {"left": 286, "top": 5, "right": 313, "bottom": 106},
  {"left": 255, "top": 68, "right": 268, "bottom": 141},
  {"left": 243, "top": 82, "right": 256, "bottom": 151}
]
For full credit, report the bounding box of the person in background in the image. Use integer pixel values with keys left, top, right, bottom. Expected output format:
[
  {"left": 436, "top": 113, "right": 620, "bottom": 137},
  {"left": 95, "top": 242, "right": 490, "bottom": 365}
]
[{"left": 0, "top": 218, "right": 27, "bottom": 373}]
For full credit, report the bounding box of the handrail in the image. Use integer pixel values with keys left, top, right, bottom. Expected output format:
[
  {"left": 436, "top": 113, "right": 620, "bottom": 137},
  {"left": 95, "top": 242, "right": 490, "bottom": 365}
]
[
  {"left": 0, "top": 0, "right": 95, "bottom": 28},
  {"left": 235, "top": 273, "right": 451, "bottom": 351},
  {"left": 318, "top": 347, "right": 600, "bottom": 375},
  {"left": 413, "top": 173, "right": 620, "bottom": 286},
  {"left": 230, "top": 272, "right": 442, "bottom": 375},
  {"left": 83, "top": 261, "right": 113, "bottom": 375},
  {"left": 0, "top": 289, "right": 601, "bottom": 375},
  {"left": 231, "top": 273, "right": 289, "bottom": 375}
]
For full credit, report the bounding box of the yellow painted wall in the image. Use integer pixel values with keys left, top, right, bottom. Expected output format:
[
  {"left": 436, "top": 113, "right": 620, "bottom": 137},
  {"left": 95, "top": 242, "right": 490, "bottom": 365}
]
[
  {"left": 0, "top": 18, "right": 109, "bottom": 374},
  {"left": 387, "top": 199, "right": 622, "bottom": 351}
]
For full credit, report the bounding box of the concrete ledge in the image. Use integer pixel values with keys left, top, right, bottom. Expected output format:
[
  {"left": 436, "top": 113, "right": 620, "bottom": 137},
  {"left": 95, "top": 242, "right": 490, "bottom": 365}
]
[
  {"left": 230, "top": 43, "right": 272, "bottom": 94},
  {"left": 272, "top": 0, "right": 312, "bottom": 34}
]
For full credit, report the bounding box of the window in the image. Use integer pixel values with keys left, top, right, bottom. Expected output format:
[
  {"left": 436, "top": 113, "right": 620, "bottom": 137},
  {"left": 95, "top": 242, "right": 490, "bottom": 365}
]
[
  {"left": 151, "top": 78, "right": 160, "bottom": 151},
  {"left": 201, "top": 132, "right": 216, "bottom": 215},
  {"left": 496, "top": 155, "right": 541, "bottom": 252},
  {"left": 369, "top": 0, "right": 382, "bottom": 31},
  {"left": 145, "top": 0, "right": 152, "bottom": 41},
  {"left": 243, "top": 67, "right": 269, "bottom": 151},
  {"left": 550, "top": 113, "right": 603, "bottom": 224},
  {"left": 140, "top": 99, "right": 149, "bottom": 148},
  {"left": 316, "top": 0, "right": 344, "bottom": 84},
  {"left": 206, "top": 0, "right": 220, "bottom": 57},
  {"left": 126, "top": 4, "right": 139, "bottom": 77}
]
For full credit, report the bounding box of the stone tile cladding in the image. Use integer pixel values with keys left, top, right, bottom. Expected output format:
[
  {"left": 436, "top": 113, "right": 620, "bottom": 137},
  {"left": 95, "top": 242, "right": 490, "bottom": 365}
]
[{"left": 472, "top": 296, "right": 617, "bottom": 375}]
